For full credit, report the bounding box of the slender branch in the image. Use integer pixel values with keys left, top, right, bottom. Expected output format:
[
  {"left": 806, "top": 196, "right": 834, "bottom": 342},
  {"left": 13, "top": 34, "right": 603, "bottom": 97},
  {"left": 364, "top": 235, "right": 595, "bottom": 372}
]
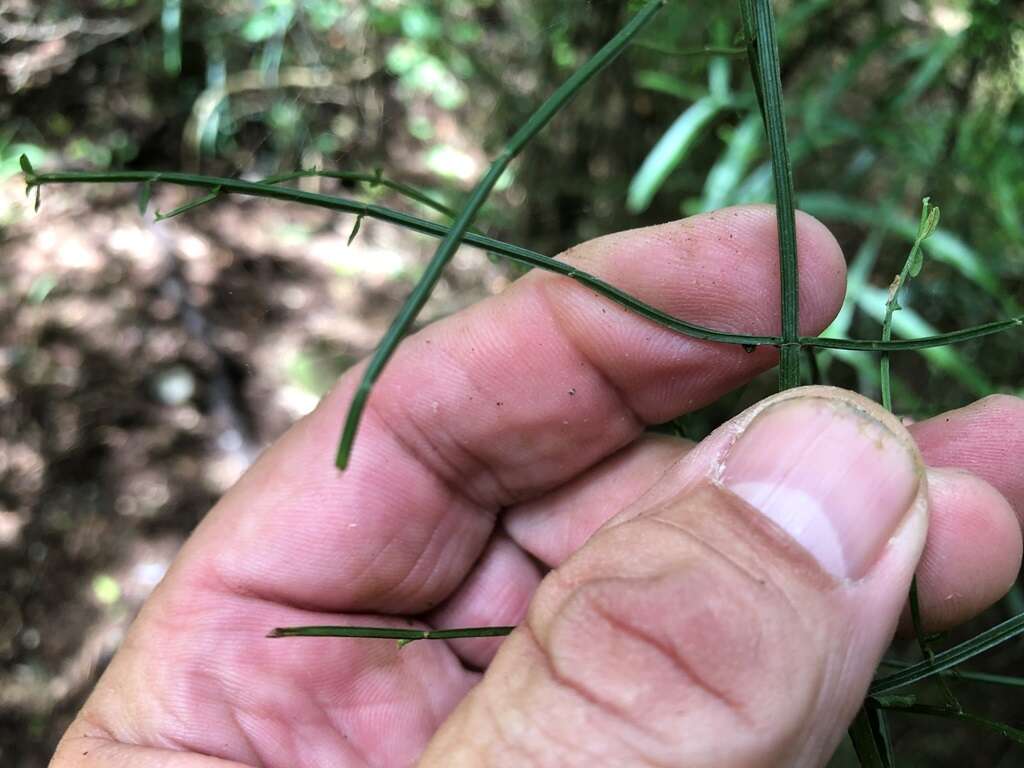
[
  {"left": 22, "top": 163, "right": 1024, "bottom": 355},
  {"left": 333, "top": 0, "right": 666, "bottom": 468}
]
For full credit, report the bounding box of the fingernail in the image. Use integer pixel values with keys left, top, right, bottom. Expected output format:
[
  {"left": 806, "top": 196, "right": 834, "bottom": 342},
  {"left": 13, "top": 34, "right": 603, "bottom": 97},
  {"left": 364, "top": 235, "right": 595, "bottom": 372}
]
[{"left": 721, "top": 396, "right": 920, "bottom": 580}]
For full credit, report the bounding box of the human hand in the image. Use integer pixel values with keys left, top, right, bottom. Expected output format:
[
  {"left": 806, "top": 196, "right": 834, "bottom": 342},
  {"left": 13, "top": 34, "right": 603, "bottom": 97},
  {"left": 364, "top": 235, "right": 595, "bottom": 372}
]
[{"left": 52, "top": 207, "right": 1024, "bottom": 767}]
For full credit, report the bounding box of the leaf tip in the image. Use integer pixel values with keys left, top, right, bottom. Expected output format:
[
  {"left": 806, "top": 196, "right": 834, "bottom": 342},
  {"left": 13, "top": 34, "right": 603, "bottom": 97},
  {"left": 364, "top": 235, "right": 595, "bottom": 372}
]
[
  {"left": 19, "top": 153, "right": 34, "bottom": 176},
  {"left": 347, "top": 214, "right": 364, "bottom": 246}
]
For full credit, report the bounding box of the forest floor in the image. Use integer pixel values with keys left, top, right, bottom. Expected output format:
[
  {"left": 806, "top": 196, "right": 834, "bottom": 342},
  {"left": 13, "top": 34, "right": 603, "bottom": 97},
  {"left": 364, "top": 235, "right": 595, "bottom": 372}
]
[{"left": 0, "top": 175, "right": 509, "bottom": 765}]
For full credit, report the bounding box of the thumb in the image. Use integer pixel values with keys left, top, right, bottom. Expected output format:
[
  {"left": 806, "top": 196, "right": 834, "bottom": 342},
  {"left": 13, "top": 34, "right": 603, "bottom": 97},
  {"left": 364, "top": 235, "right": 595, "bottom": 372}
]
[{"left": 421, "top": 387, "right": 928, "bottom": 768}]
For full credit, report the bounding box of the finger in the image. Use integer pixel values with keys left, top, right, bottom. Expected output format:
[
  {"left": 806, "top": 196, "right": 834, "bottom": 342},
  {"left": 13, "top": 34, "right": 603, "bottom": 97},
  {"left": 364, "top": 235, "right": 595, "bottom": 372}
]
[
  {"left": 421, "top": 387, "right": 928, "bottom": 767},
  {"left": 186, "top": 207, "right": 846, "bottom": 615},
  {"left": 907, "top": 467, "right": 1021, "bottom": 632},
  {"left": 424, "top": 533, "right": 543, "bottom": 668},
  {"left": 505, "top": 433, "right": 694, "bottom": 567},
  {"left": 909, "top": 394, "right": 1024, "bottom": 515}
]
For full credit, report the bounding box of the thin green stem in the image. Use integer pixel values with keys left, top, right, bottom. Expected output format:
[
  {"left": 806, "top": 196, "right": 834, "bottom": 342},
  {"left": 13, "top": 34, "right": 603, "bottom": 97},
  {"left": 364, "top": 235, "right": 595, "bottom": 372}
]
[
  {"left": 877, "top": 701, "right": 1024, "bottom": 747},
  {"left": 878, "top": 198, "right": 954, "bottom": 705},
  {"left": 879, "top": 658, "right": 1024, "bottom": 688},
  {"left": 257, "top": 169, "right": 459, "bottom": 219},
  {"left": 880, "top": 199, "right": 940, "bottom": 411},
  {"left": 748, "top": 0, "right": 801, "bottom": 390},
  {"left": 870, "top": 610, "right": 1024, "bottom": 695},
  {"left": 334, "top": 0, "right": 666, "bottom": 468},
  {"left": 849, "top": 706, "right": 892, "bottom": 768},
  {"left": 24, "top": 166, "right": 1023, "bottom": 355},
  {"left": 268, "top": 625, "right": 514, "bottom": 647}
]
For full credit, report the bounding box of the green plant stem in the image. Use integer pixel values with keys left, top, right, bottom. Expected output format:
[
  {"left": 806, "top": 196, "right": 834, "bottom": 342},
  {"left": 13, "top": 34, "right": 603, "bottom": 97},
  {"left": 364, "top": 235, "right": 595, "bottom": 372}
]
[
  {"left": 880, "top": 199, "right": 939, "bottom": 411},
  {"left": 26, "top": 166, "right": 1022, "bottom": 355},
  {"left": 849, "top": 706, "right": 891, "bottom": 767},
  {"left": 268, "top": 625, "right": 514, "bottom": 646},
  {"left": 334, "top": 0, "right": 665, "bottom": 468},
  {"left": 879, "top": 659, "right": 1024, "bottom": 688},
  {"left": 870, "top": 610, "right": 1024, "bottom": 695},
  {"left": 746, "top": 0, "right": 801, "bottom": 390},
  {"left": 876, "top": 701, "right": 1024, "bottom": 747},
  {"left": 877, "top": 199, "right": 957, "bottom": 707},
  {"left": 258, "top": 169, "right": 459, "bottom": 219}
]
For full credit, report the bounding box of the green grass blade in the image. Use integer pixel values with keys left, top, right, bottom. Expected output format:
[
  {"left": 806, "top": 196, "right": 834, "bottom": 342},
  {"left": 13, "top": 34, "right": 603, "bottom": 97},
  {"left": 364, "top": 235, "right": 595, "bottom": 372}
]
[
  {"left": 335, "top": 0, "right": 666, "bottom": 469},
  {"left": 698, "top": 113, "right": 763, "bottom": 212},
  {"left": 627, "top": 96, "right": 723, "bottom": 213}
]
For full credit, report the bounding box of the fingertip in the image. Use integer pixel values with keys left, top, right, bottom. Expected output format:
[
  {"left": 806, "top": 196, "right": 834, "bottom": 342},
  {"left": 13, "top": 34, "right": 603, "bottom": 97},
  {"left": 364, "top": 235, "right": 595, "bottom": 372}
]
[{"left": 908, "top": 467, "right": 1023, "bottom": 632}]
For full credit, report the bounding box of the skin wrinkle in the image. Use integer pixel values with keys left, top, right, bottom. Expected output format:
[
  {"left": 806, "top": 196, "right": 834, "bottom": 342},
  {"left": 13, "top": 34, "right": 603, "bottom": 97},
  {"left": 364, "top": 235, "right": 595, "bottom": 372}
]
[
  {"left": 370, "top": 512, "right": 450, "bottom": 610},
  {"left": 229, "top": 704, "right": 284, "bottom": 768},
  {"left": 627, "top": 488, "right": 830, "bottom": 708},
  {"left": 589, "top": 597, "right": 754, "bottom": 728},
  {"left": 367, "top": 392, "right": 501, "bottom": 513},
  {"left": 513, "top": 623, "right": 645, "bottom": 766},
  {"left": 642, "top": 514, "right": 769, "bottom": 591}
]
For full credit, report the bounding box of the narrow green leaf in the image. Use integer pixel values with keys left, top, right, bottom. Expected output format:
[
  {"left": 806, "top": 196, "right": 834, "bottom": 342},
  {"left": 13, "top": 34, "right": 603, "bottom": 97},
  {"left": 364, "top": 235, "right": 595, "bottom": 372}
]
[
  {"left": 626, "top": 96, "right": 722, "bottom": 213},
  {"left": 699, "top": 113, "right": 763, "bottom": 212},
  {"left": 19, "top": 153, "right": 34, "bottom": 175},
  {"left": 347, "top": 214, "right": 363, "bottom": 246},
  {"left": 155, "top": 186, "right": 221, "bottom": 221},
  {"left": 259, "top": 169, "right": 458, "bottom": 219},
  {"left": 138, "top": 180, "right": 153, "bottom": 216},
  {"left": 921, "top": 204, "right": 941, "bottom": 241},
  {"left": 808, "top": 315, "right": 1022, "bottom": 353}
]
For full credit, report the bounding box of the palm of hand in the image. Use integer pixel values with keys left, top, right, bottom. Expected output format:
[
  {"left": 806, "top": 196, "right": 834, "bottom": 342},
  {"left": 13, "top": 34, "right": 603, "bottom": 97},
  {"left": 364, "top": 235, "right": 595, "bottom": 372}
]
[{"left": 55, "top": 212, "right": 1024, "bottom": 768}]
